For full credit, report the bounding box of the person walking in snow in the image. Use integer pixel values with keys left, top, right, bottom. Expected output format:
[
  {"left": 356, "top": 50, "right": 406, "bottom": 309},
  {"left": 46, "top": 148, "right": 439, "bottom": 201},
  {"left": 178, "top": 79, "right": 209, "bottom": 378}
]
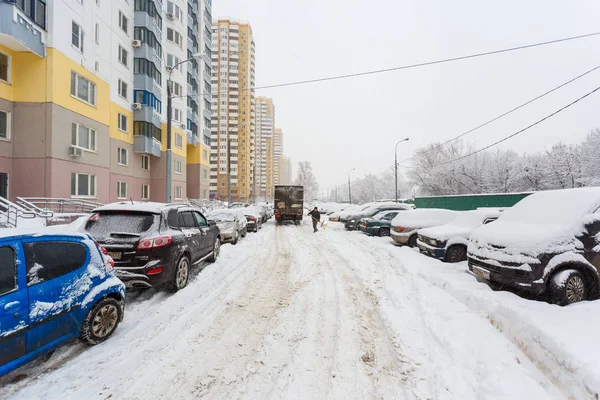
[{"left": 308, "top": 207, "right": 321, "bottom": 233}]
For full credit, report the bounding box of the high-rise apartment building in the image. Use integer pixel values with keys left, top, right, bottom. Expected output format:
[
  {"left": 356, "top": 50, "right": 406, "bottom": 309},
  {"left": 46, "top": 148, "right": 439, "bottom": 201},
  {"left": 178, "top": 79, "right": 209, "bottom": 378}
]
[
  {"left": 274, "top": 128, "right": 283, "bottom": 185},
  {"left": 0, "top": 0, "right": 211, "bottom": 203},
  {"left": 280, "top": 156, "right": 293, "bottom": 185},
  {"left": 254, "top": 97, "right": 274, "bottom": 200},
  {"left": 210, "top": 19, "right": 255, "bottom": 202}
]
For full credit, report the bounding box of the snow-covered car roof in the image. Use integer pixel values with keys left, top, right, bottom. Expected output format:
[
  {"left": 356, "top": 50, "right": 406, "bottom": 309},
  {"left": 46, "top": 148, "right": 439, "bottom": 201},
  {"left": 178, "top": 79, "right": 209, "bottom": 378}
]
[
  {"left": 391, "top": 209, "right": 460, "bottom": 229},
  {"left": 469, "top": 187, "right": 600, "bottom": 261},
  {"left": 0, "top": 228, "right": 92, "bottom": 241},
  {"left": 93, "top": 202, "right": 200, "bottom": 215},
  {"left": 243, "top": 207, "right": 263, "bottom": 217},
  {"left": 419, "top": 209, "right": 503, "bottom": 241}
]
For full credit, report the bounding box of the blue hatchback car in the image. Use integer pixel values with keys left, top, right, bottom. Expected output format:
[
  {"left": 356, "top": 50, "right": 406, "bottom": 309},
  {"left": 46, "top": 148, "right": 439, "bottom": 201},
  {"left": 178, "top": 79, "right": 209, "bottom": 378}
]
[{"left": 0, "top": 231, "right": 126, "bottom": 377}]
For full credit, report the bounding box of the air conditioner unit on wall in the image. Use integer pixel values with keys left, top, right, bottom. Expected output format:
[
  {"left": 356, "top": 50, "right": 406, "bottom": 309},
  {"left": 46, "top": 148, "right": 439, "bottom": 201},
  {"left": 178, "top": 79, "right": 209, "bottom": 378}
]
[
  {"left": 166, "top": 12, "right": 174, "bottom": 20},
  {"left": 69, "top": 145, "right": 84, "bottom": 158},
  {"left": 133, "top": 103, "right": 143, "bottom": 110},
  {"left": 132, "top": 40, "right": 142, "bottom": 48}
]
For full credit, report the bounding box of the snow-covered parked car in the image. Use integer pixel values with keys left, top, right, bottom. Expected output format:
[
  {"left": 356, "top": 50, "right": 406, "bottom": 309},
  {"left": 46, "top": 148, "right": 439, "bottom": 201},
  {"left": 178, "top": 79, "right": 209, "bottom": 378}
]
[
  {"left": 244, "top": 207, "right": 263, "bottom": 232},
  {"left": 417, "top": 209, "right": 502, "bottom": 262},
  {"left": 84, "top": 202, "right": 221, "bottom": 291},
  {"left": 345, "top": 203, "right": 413, "bottom": 231},
  {"left": 329, "top": 204, "right": 365, "bottom": 222},
  {"left": 208, "top": 209, "right": 247, "bottom": 245},
  {"left": 391, "top": 209, "right": 460, "bottom": 247},
  {"left": 468, "top": 187, "right": 600, "bottom": 305},
  {"left": 0, "top": 231, "right": 125, "bottom": 377},
  {"left": 358, "top": 210, "right": 402, "bottom": 236}
]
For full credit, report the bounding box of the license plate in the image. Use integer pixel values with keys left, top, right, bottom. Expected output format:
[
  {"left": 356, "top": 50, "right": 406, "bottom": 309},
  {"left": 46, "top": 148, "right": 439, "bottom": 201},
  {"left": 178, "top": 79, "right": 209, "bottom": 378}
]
[
  {"left": 108, "top": 251, "right": 122, "bottom": 260},
  {"left": 472, "top": 266, "right": 490, "bottom": 280}
]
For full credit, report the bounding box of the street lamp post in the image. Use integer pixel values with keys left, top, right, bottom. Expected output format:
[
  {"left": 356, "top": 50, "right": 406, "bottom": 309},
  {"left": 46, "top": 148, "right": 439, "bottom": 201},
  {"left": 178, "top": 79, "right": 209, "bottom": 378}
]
[
  {"left": 166, "top": 52, "right": 204, "bottom": 203},
  {"left": 348, "top": 168, "right": 355, "bottom": 204},
  {"left": 394, "top": 138, "right": 410, "bottom": 203}
]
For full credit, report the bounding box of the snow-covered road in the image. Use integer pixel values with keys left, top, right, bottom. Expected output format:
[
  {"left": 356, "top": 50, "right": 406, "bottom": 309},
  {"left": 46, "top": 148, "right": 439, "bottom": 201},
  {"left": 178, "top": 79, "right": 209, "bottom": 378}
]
[{"left": 0, "top": 219, "right": 582, "bottom": 399}]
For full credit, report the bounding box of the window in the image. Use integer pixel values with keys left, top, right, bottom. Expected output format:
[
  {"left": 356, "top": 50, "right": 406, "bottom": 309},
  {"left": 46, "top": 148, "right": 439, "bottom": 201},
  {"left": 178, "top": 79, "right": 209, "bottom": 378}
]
[
  {"left": 172, "top": 82, "right": 182, "bottom": 97},
  {"left": 118, "top": 79, "right": 128, "bottom": 99},
  {"left": 167, "top": 1, "right": 181, "bottom": 20},
  {"left": 118, "top": 45, "right": 128, "bottom": 67},
  {"left": 0, "top": 247, "right": 16, "bottom": 295},
  {"left": 72, "top": 21, "right": 84, "bottom": 52},
  {"left": 71, "top": 173, "right": 96, "bottom": 197},
  {"left": 134, "top": 58, "right": 162, "bottom": 85},
  {"left": 173, "top": 109, "right": 182, "bottom": 123},
  {"left": 117, "top": 147, "right": 128, "bottom": 165},
  {"left": 179, "top": 211, "right": 196, "bottom": 228},
  {"left": 202, "top": 169, "right": 208, "bottom": 180},
  {"left": 95, "top": 23, "right": 100, "bottom": 44},
  {"left": 0, "top": 52, "right": 10, "bottom": 84},
  {"left": 0, "top": 110, "right": 10, "bottom": 140},
  {"left": 119, "top": 11, "right": 128, "bottom": 34},
  {"left": 71, "top": 123, "right": 96, "bottom": 151},
  {"left": 193, "top": 212, "right": 207, "bottom": 227},
  {"left": 117, "top": 181, "right": 127, "bottom": 199},
  {"left": 175, "top": 133, "right": 183, "bottom": 148},
  {"left": 141, "top": 184, "right": 150, "bottom": 200},
  {"left": 24, "top": 241, "right": 87, "bottom": 285},
  {"left": 174, "top": 186, "right": 182, "bottom": 199},
  {"left": 118, "top": 113, "right": 128, "bottom": 132},
  {"left": 167, "top": 28, "right": 182, "bottom": 46},
  {"left": 202, "top": 149, "right": 208, "bottom": 160},
  {"left": 174, "top": 159, "right": 182, "bottom": 174},
  {"left": 167, "top": 54, "right": 180, "bottom": 70},
  {"left": 70, "top": 71, "right": 96, "bottom": 105},
  {"left": 141, "top": 155, "right": 150, "bottom": 170}
]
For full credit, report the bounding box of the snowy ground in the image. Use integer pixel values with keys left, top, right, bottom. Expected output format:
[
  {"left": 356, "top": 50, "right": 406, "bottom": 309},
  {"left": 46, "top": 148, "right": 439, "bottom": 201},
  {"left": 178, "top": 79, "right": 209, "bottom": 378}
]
[{"left": 1, "top": 218, "right": 597, "bottom": 399}]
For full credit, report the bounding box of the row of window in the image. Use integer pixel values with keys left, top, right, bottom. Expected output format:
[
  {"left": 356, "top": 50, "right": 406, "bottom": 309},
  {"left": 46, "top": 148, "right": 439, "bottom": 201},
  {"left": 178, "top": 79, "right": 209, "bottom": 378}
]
[{"left": 71, "top": 172, "right": 168, "bottom": 200}]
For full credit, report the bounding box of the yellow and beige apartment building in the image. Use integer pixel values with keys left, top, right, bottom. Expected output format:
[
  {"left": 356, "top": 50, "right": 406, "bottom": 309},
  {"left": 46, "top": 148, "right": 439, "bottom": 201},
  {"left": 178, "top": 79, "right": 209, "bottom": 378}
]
[
  {"left": 273, "top": 127, "right": 283, "bottom": 185},
  {"left": 254, "top": 97, "right": 275, "bottom": 201},
  {"left": 0, "top": 0, "right": 212, "bottom": 203},
  {"left": 210, "top": 19, "right": 255, "bottom": 202}
]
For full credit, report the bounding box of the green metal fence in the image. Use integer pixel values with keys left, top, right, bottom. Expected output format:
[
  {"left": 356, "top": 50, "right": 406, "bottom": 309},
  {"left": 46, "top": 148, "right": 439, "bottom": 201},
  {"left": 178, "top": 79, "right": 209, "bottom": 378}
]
[{"left": 409, "top": 192, "right": 532, "bottom": 210}]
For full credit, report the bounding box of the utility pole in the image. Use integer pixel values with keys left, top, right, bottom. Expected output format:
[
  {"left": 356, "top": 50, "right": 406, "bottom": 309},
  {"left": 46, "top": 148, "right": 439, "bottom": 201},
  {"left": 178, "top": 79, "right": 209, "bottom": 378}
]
[
  {"left": 395, "top": 138, "right": 409, "bottom": 203},
  {"left": 348, "top": 168, "right": 355, "bottom": 204}
]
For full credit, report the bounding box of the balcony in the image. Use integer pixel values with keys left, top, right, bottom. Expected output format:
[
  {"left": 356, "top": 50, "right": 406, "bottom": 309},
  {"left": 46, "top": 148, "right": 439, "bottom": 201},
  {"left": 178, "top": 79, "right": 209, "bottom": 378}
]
[
  {"left": 134, "top": 135, "right": 162, "bottom": 157},
  {"left": 0, "top": 1, "right": 46, "bottom": 58},
  {"left": 187, "top": 131, "right": 199, "bottom": 147}
]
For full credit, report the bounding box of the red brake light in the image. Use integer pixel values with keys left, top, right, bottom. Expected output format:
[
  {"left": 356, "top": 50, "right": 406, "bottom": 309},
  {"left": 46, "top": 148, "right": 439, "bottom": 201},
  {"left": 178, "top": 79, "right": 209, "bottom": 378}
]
[
  {"left": 89, "top": 212, "right": 100, "bottom": 222},
  {"left": 93, "top": 240, "right": 108, "bottom": 255},
  {"left": 275, "top": 214, "right": 280, "bottom": 218},
  {"left": 250, "top": 217, "right": 256, "bottom": 222},
  {"left": 394, "top": 226, "right": 405, "bottom": 233},
  {"left": 137, "top": 236, "right": 172, "bottom": 250},
  {"left": 147, "top": 266, "right": 164, "bottom": 275}
]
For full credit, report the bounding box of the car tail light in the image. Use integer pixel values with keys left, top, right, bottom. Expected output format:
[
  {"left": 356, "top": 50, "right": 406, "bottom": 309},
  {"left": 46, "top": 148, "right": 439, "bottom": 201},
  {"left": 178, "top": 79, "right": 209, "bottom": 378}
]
[
  {"left": 275, "top": 214, "right": 280, "bottom": 219},
  {"left": 93, "top": 240, "right": 108, "bottom": 255},
  {"left": 103, "top": 255, "right": 115, "bottom": 273},
  {"left": 88, "top": 212, "right": 100, "bottom": 222},
  {"left": 137, "top": 236, "right": 173, "bottom": 250},
  {"left": 147, "top": 266, "right": 164, "bottom": 275},
  {"left": 393, "top": 226, "right": 405, "bottom": 233},
  {"left": 250, "top": 217, "right": 256, "bottom": 222}
]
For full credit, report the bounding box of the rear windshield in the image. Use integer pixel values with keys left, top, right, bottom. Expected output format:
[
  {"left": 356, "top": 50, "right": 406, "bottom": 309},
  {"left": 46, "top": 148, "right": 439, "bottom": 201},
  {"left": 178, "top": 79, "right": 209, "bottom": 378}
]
[
  {"left": 209, "top": 212, "right": 235, "bottom": 222},
  {"left": 85, "top": 211, "right": 157, "bottom": 237}
]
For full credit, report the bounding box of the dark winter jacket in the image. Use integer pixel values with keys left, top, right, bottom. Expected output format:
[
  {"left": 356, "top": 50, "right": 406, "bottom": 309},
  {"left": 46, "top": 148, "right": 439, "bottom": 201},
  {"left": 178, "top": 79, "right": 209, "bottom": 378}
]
[{"left": 308, "top": 209, "right": 321, "bottom": 221}]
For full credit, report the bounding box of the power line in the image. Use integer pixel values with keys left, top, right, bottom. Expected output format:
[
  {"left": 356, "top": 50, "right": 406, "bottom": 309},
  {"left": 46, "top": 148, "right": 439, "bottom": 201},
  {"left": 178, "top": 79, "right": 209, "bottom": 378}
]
[
  {"left": 183, "top": 31, "right": 600, "bottom": 101},
  {"left": 396, "top": 64, "right": 600, "bottom": 165},
  {"left": 417, "top": 84, "right": 600, "bottom": 169}
]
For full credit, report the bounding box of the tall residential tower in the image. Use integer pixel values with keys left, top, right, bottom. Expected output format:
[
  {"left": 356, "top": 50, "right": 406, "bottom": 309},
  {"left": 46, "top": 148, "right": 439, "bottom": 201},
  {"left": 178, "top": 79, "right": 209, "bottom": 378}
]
[
  {"left": 255, "top": 97, "right": 274, "bottom": 200},
  {"left": 210, "top": 19, "right": 255, "bottom": 202}
]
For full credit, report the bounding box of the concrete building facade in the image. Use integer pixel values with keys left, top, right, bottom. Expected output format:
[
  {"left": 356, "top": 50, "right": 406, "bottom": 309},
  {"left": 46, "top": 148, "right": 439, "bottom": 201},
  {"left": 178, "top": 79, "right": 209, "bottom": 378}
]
[{"left": 0, "top": 0, "right": 212, "bottom": 203}]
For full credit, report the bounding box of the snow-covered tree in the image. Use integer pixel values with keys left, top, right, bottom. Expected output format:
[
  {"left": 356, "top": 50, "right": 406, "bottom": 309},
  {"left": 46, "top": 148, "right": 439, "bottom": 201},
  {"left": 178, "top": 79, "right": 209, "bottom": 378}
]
[{"left": 295, "top": 161, "right": 319, "bottom": 201}]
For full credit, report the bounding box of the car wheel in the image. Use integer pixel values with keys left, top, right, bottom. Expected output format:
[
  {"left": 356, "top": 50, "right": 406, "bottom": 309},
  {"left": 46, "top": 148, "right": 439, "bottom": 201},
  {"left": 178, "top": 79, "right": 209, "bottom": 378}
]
[
  {"left": 379, "top": 228, "right": 390, "bottom": 237},
  {"left": 232, "top": 230, "right": 239, "bottom": 245},
  {"left": 241, "top": 228, "right": 247, "bottom": 238},
  {"left": 408, "top": 234, "right": 418, "bottom": 248},
  {"left": 208, "top": 238, "right": 221, "bottom": 263},
  {"left": 549, "top": 269, "right": 587, "bottom": 305},
  {"left": 80, "top": 297, "right": 123, "bottom": 345},
  {"left": 445, "top": 245, "right": 467, "bottom": 263},
  {"left": 170, "top": 255, "right": 190, "bottom": 292}
]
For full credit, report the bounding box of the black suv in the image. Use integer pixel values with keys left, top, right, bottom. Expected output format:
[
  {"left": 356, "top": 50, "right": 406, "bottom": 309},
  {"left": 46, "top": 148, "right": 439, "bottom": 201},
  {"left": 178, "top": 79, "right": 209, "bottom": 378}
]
[
  {"left": 467, "top": 188, "right": 600, "bottom": 305},
  {"left": 84, "top": 202, "right": 221, "bottom": 291}
]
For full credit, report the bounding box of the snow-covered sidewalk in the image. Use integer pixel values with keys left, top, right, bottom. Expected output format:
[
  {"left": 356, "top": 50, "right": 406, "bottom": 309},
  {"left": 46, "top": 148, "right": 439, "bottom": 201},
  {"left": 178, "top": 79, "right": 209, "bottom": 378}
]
[{"left": 1, "top": 218, "right": 589, "bottom": 399}]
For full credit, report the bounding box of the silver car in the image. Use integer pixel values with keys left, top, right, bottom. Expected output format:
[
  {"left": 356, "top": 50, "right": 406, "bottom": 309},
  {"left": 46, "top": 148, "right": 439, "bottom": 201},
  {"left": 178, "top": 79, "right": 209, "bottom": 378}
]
[{"left": 208, "top": 209, "right": 247, "bottom": 245}]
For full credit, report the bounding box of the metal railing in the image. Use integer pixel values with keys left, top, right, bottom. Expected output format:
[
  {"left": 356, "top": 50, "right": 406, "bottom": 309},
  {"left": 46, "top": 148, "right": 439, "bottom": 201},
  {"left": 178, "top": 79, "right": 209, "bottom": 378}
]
[
  {"left": 18, "top": 197, "right": 104, "bottom": 214},
  {"left": 0, "top": 197, "right": 37, "bottom": 228}
]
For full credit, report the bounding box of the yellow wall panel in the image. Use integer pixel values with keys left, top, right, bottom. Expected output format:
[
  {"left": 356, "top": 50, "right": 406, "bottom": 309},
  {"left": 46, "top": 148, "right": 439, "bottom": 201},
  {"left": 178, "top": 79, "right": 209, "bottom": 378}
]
[
  {"left": 160, "top": 124, "right": 187, "bottom": 158},
  {"left": 109, "top": 102, "right": 134, "bottom": 144}
]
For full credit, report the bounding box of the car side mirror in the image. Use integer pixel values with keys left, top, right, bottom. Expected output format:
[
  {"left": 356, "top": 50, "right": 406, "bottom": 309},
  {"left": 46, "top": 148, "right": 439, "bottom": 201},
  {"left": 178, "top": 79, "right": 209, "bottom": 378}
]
[{"left": 208, "top": 220, "right": 216, "bottom": 227}]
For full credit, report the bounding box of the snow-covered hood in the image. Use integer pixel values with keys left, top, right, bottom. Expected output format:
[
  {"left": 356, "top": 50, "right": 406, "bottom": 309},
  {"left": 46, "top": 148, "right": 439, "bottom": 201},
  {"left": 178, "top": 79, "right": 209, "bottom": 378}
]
[
  {"left": 468, "top": 220, "right": 586, "bottom": 264},
  {"left": 418, "top": 224, "right": 474, "bottom": 242},
  {"left": 217, "top": 221, "right": 235, "bottom": 233}
]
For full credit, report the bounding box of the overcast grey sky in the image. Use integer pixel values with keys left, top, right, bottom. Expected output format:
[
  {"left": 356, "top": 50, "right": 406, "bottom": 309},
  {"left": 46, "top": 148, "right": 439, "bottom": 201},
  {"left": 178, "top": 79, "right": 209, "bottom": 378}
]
[{"left": 213, "top": 0, "right": 600, "bottom": 188}]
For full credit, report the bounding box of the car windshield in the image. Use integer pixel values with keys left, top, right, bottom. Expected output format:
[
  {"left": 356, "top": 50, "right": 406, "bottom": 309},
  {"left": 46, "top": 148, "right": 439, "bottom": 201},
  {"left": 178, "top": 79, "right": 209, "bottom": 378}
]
[
  {"left": 209, "top": 212, "right": 236, "bottom": 222},
  {"left": 373, "top": 212, "right": 392, "bottom": 220},
  {"left": 85, "top": 211, "right": 156, "bottom": 238},
  {"left": 449, "top": 212, "right": 491, "bottom": 228}
]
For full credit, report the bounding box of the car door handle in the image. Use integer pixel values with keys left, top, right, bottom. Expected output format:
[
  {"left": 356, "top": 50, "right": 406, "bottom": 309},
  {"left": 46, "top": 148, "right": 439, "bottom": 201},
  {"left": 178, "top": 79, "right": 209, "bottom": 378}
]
[
  {"left": 200, "top": 229, "right": 207, "bottom": 236},
  {"left": 4, "top": 301, "right": 20, "bottom": 313}
]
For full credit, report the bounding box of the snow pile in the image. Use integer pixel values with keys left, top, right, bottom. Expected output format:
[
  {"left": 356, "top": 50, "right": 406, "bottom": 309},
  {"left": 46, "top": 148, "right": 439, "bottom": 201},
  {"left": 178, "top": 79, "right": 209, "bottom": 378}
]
[
  {"left": 418, "top": 209, "right": 503, "bottom": 242},
  {"left": 391, "top": 208, "right": 459, "bottom": 229},
  {"left": 469, "top": 187, "right": 600, "bottom": 263}
]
